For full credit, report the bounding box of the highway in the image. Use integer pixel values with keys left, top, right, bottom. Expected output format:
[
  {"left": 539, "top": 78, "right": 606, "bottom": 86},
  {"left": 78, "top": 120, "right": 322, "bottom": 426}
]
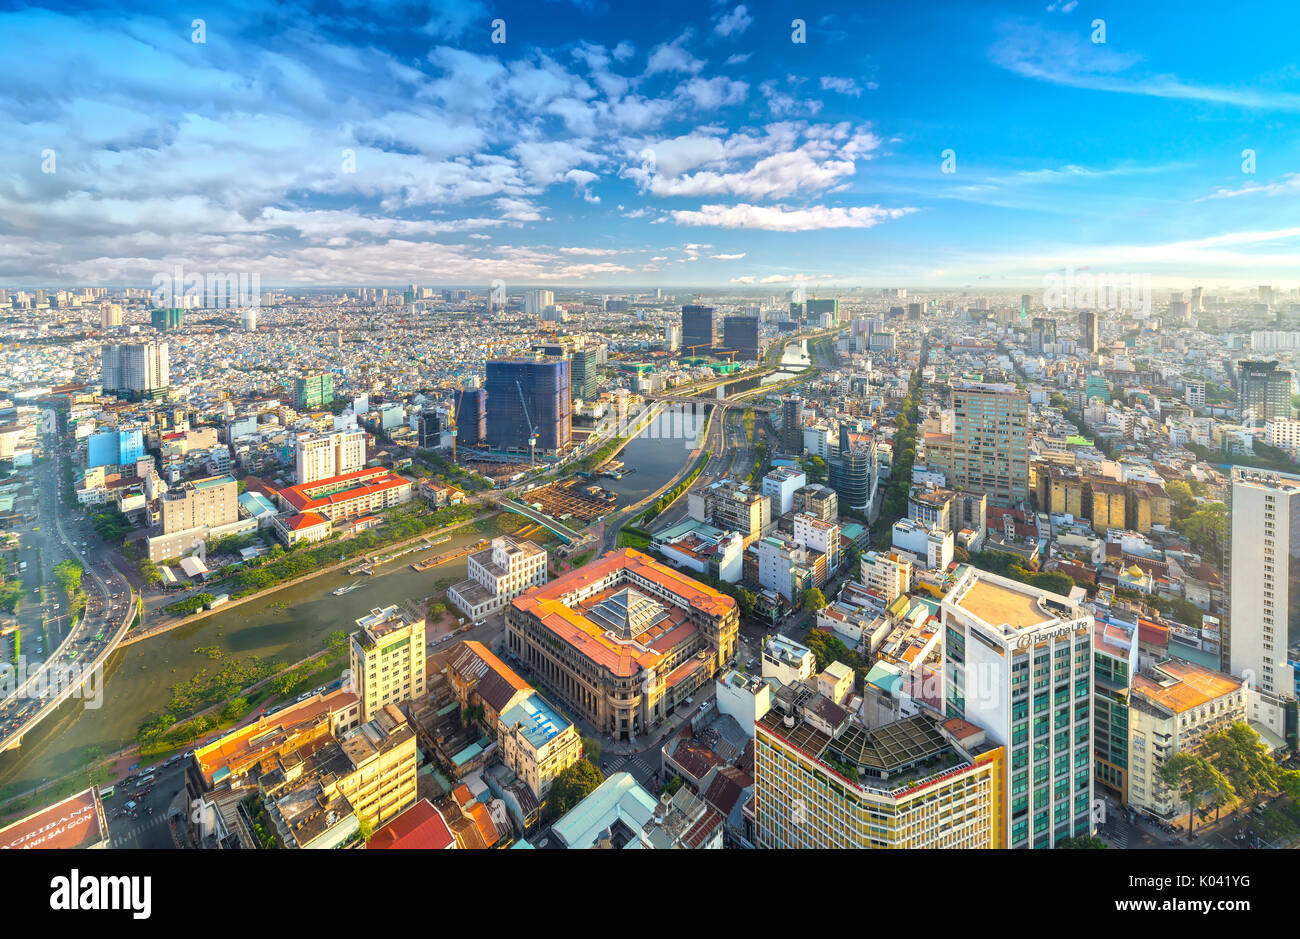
[{"left": 0, "top": 418, "right": 136, "bottom": 753}]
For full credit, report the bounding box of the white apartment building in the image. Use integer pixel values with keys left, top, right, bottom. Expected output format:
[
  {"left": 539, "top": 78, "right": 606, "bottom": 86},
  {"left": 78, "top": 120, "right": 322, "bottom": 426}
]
[
  {"left": 1127, "top": 660, "right": 1246, "bottom": 817},
  {"left": 295, "top": 428, "right": 366, "bottom": 485},
  {"left": 860, "top": 550, "right": 914, "bottom": 605},
  {"left": 1265, "top": 419, "right": 1300, "bottom": 460},
  {"left": 762, "top": 466, "right": 807, "bottom": 516},
  {"left": 349, "top": 606, "right": 427, "bottom": 722},
  {"left": 891, "top": 517, "right": 954, "bottom": 571},
  {"left": 1228, "top": 468, "right": 1299, "bottom": 738},
  {"left": 448, "top": 536, "right": 548, "bottom": 621},
  {"left": 761, "top": 635, "right": 815, "bottom": 687},
  {"left": 941, "top": 567, "right": 1094, "bottom": 849},
  {"left": 756, "top": 534, "right": 809, "bottom": 603},
  {"left": 792, "top": 512, "right": 840, "bottom": 573},
  {"left": 1184, "top": 379, "right": 1206, "bottom": 409}
]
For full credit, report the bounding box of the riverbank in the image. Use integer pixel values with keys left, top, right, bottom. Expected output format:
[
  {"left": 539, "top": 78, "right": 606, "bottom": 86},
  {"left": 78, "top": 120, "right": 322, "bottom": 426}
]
[{"left": 122, "top": 508, "right": 499, "bottom": 648}]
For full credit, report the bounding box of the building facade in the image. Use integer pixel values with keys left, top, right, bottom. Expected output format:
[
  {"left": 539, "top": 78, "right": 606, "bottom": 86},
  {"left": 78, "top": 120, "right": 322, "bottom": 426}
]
[{"left": 349, "top": 606, "right": 427, "bottom": 722}]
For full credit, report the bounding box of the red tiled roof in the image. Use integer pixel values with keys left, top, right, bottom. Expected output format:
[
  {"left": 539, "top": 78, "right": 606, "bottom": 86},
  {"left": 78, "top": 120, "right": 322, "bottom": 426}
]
[
  {"left": 367, "top": 799, "right": 454, "bottom": 850},
  {"left": 279, "top": 467, "right": 410, "bottom": 513}
]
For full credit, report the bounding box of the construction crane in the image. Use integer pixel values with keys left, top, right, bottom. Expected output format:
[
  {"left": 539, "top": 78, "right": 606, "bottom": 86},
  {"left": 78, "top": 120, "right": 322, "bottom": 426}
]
[
  {"left": 450, "top": 383, "right": 464, "bottom": 460},
  {"left": 516, "top": 380, "right": 540, "bottom": 467},
  {"left": 685, "top": 343, "right": 710, "bottom": 360}
]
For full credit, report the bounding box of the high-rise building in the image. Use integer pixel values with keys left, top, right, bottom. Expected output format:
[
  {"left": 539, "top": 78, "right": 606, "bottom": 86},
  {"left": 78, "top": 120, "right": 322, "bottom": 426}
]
[
  {"left": 925, "top": 382, "right": 1030, "bottom": 507},
  {"left": 681, "top": 304, "right": 716, "bottom": 356},
  {"left": 150, "top": 307, "right": 183, "bottom": 331},
  {"left": 860, "top": 550, "right": 913, "bottom": 605},
  {"left": 240, "top": 308, "right": 258, "bottom": 330},
  {"left": 101, "top": 341, "right": 170, "bottom": 401},
  {"left": 1236, "top": 360, "right": 1292, "bottom": 424},
  {"left": 417, "top": 409, "right": 441, "bottom": 449},
  {"left": 721, "top": 315, "right": 761, "bottom": 362},
  {"left": 941, "top": 566, "right": 1094, "bottom": 848},
  {"left": 1030, "top": 317, "right": 1057, "bottom": 354},
  {"left": 485, "top": 356, "right": 571, "bottom": 453},
  {"left": 455, "top": 388, "right": 486, "bottom": 449},
  {"left": 754, "top": 702, "right": 1005, "bottom": 849},
  {"left": 781, "top": 396, "right": 803, "bottom": 454},
  {"left": 350, "top": 605, "right": 427, "bottom": 723},
  {"left": 688, "top": 478, "right": 771, "bottom": 547},
  {"left": 160, "top": 474, "right": 238, "bottom": 535},
  {"left": 1078, "top": 310, "right": 1098, "bottom": 354},
  {"left": 1227, "top": 468, "right": 1300, "bottom": 741},
  {"left": 294, "top": 372, "right": 336, "bottom": 410},
  {"left": 295, "top": 429, "right": 366, "bottom": 485},
  {"left": 663, "top": 324, "right": 681, "bottom": 353},
  {"left": 1191, "top": 286, "right": 1204, "bottom": 314},
  {"left": 100, "top": 304, "right": 122, "bottom": 329},
  {"left": 570, "top": 346, "right": 598, "bottom": 401},
  {"left": 805, "top": 297, "right": 840, "bottom": 322},
  {"left": 829, "top": 425, "right": 878, "bottom": 512},
  {"left": 524, "top": 289, "right": 554, "bottom": 316}
]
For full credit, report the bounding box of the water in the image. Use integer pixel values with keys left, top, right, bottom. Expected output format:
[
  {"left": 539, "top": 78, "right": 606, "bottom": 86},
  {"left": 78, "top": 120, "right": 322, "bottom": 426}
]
[
  {"left": 0, "top": 521, "right": 538, "bottom": 790},
  {"left": 598, "top": 410, "right": 706, "bottom": 506},
  {"left": 762, "top": 339, "right": 812, "bottom": 384}
]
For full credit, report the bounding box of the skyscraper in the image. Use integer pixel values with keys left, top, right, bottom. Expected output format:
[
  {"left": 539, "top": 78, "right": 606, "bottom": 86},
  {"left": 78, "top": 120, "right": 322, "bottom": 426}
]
[
  {"left": 455, "top": 388, "right": 486, "bottom": 449},
  {"left": 681, "top": 304, "right": 716, "bottom": 356},
  {"left": 485, "top": 356, "right": 571, "bottom": 454},
  {"left": 1030, "top": 317, "right": 1056, "bottom": 354},
  {"left": 570, "top": 346, "right": 598, "bottom": 401},
  {"left": 525, "top": 289, "right": 554, "bottom": 316},
  {"left": 101, "top": 341, "right": 170, "bottom": 401},
  {"left": 805, "top": 297, "right": 839, "bottom": 322},
  {"left": 294, "top": 372, "right": 336, "bottom": 410},
  {"left": 721, "top": 314, "right": 760, "bottom": 362},
  {"left": 1236, "top": 360, "right": 1292, "bottom": 424},
  {"left": 417, "top": 409, "right": 441, "bottom": 449},
  {"left": 1078, "top": 310, "right": 1098, "bottom": 354},
  {"left": 150, "top": 307, "right": 183, "bottom": 331},
  {"left": 941, "top": 566, "right": 1094, "bottom": 849},
  {"left": 1227, "top": 468, "right": 1300, "bottom": 741},
  {"left": 781, "top": 396, "right": 803, "bottom": 454},
  {"left": 663, "top": 324, "right": 681, "bottom": 353},
  {"left": 295, "top": 429, "right": 366, "bottom": 485},
  {"left": 925, "top": 382, "right": 1030, "bottom": 507}
]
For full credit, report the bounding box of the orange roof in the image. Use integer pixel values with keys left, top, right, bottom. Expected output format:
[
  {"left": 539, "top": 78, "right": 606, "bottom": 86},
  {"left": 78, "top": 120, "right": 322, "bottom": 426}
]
[
  {"left": 194, "top": 689, "right": 357, "bottom": 786},
  {"left": 280, "top": 467, "right": 409, "bottom": 513},
  {"left": 512, "top": 548, "right": 735, "bottom": 678},
  {"left": 460, "top": 641, "right": 531, "bottom": 693},
  {"left": 286, "top": 511, "right": 330, "bottom": 531},
  {"left": 1133, "top": 661, "right": 1242, "bottom": 713}
]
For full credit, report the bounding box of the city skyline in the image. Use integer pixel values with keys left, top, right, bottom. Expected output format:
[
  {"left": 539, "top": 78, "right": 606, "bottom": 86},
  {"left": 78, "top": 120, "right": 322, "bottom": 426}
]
[{"left": 4, "top": 0, "right": 1300, "bottom": 288}]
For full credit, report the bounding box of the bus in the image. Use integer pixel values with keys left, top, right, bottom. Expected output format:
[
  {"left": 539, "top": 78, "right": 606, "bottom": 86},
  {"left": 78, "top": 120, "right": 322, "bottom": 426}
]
[
  {"left": 99, "top": 784, "right": 115, "bottom": 800},
  {"left": 137, "top": 774, "right": 155, "bottom": 788}
]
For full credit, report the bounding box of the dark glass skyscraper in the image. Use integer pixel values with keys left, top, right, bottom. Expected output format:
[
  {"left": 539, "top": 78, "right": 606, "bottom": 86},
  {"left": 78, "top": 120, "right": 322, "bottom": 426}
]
[
  {"left": 455, "top": 388, "right": 486, "bottom": 448},
  {"left": 485, "top": 356, "right": 571, "bottom": 453},
  {"left": 682, "top": 304, "right": 716, "bottom": 355},
  {"left": 722, "top": 315, "right": 760, "bottom": 362}
]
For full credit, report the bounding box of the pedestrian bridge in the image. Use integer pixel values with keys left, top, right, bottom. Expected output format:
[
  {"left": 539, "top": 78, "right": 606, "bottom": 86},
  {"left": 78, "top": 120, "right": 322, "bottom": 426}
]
[{"left": 501, "top": 499, "right": 585, "bottom": 545}]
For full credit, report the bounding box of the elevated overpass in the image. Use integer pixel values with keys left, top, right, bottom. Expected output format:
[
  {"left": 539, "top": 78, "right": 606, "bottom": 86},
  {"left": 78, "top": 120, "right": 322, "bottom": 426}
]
[{"left": 501, "top": 498, "right": 586, "bottom": 545}]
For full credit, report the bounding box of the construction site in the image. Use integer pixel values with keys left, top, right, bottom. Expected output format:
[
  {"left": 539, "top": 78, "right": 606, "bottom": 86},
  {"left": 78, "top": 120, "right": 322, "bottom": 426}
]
[{"left": 516, "top": 479, "right": 619, "bottom": 524}]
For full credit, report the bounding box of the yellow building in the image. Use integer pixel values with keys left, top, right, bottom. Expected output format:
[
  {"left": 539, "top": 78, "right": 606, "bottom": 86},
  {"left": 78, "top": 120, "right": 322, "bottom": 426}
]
[
  {"left": 1037, "top": 466, "right": 1086, "bottom": 518},
  {"left": 1087, "top": 479, "right": 1128, "bottom": 534},
  {"left": 350, "top": 605, "right": 427, "bottom": 722},
  {"left": 754, "top": 705, "right": 1005, "bottom": 849},
  {"left": 1125, "top": 481, "right": 1172, "bottom": 534}
]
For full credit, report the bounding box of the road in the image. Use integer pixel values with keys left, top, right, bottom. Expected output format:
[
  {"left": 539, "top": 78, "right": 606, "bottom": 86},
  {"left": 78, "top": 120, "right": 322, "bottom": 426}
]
[
  {"left": 102, "top": 762, "right": 190, "bottom": 849},
  {"left": 0, "top": 419, "right": 135, "bottom": 750}
]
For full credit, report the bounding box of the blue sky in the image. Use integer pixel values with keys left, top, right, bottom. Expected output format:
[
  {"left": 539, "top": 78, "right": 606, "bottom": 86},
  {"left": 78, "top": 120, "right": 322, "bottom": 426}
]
[{"left": 3, "top": 0, "right": 1300, "bottom": 289}]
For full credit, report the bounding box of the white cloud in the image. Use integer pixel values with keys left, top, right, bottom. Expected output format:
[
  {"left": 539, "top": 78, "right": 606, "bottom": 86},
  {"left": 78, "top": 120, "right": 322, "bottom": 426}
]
[
  {"left": 676, "top": 76, "right": 748, "bottom": 110},
  {"left": 669, "top": 203, "right": 916, "bottom": 231},
  {"left": 714, "top": 5, "right": 753, "bottom": 38},
  {"left": 645, "top": 33, "right": 705, "bottom": 77},
  {"left": 820, "top": 76, "right": 862, "bottom": 97},
  {"left": 712, "top": 252, "right": 746, "bottom": 259}
]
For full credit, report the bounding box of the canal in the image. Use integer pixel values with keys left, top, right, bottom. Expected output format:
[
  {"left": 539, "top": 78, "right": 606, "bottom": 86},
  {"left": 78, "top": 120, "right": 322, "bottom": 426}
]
[{"left": 0, "top": 519, "right": 540, "bottom": 790}]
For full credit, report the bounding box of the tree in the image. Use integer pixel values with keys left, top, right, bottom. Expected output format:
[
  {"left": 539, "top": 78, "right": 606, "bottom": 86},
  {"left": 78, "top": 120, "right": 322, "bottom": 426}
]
[
  {"left": 1157, "top": 752, "right": 1234, "bottom": 837},
  {"left": 1201, "top": 722, "right": 1280, "bottom": 815},
  {"left": 357, "top": 816, "right": 373, "bottom": 845},
  {"left": 581, "top": 736, "right": 602, "bottom": 766},
  {"left": 1057, "top": 836, "right": 1108, "bottom": 848},
  {"left": 548, "top": 759, "right": 603, "bottom": 819},
  {"left": 802, "top": 587, "right": 827, "bottom": 613}
]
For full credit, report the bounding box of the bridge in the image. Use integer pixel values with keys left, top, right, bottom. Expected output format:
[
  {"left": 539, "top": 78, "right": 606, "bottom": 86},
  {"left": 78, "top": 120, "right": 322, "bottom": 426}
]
[
  {"left": 0, "top": 589, "right": 138, "bottom": 754},
  {"left": 501, "top": 498, "right": 586, "bottom": 545},
  {"left": 644, "top": 394, "right": 778, "bottom": 413}
]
